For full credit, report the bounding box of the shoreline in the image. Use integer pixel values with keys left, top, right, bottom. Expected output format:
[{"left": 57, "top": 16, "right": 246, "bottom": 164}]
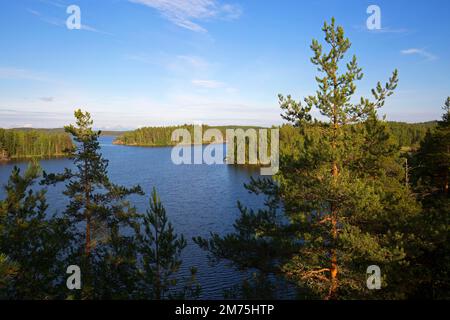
[
  {"left": 112, "top": 141, "right": 226, "bottom": 148},
  {"left": 0, "top": 153, "right": 69, "bottom": 164}
]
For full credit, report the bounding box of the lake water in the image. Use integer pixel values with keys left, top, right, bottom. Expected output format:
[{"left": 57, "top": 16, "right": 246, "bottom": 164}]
[{"left": 0, "top": 136, "right": 266, "bottom": 299}]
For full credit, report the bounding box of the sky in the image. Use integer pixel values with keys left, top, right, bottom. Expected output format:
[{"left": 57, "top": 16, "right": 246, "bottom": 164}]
[{"left": 0, "top": 0, "right": 449, "bottom": 129}]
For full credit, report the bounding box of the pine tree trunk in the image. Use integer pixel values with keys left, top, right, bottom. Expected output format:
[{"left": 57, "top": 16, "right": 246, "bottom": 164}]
[
  {"left": 84, "top": 154, "right": 92, "bottom": 258},
  {"left": 328, "top": 101, "right": 340, "bottom": 299},
  {"left": 155, "top": 219, "right": 161, "bottom": 300},
  {"left": 86, "top": 215, "right": 91, "bottom": 256},
  {"left": 445, "top": 146, "right": 449, "bottom": 194},
  {"left": 328, "top": 162, "right": 339, "bottom": 300},
  {"left": 444, "top": 173, "right": 449, "bottom": 195}
]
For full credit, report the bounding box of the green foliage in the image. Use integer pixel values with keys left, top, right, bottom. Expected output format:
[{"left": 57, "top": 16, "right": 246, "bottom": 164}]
[
  {"left": 114, "top": 125, "right": 262, "bottom": 147},
  {"left": 409, "top": 97, "right": 450, "bottom": 299},
  {"left": 279, "top": 121, "right": 432, "bottom": 158},
  {"left": 42, "top": 109, "right": 144, "bottom": 299},
  {"left": 387, "top": 121, "right": 437, "bottom": 149},
  {"left": 0, "top": 128, "right": 73, "bottom": 160},
  {"left": 196, "top": 18, "right": 421, "bottom": 300},
  {"left": 115, "top": 125, "right": 210, "bottom": 146},
  {"left": 139, "top": 188, "right": 199, "bottom": 299},
  {"left": 0, "top": 163, "right": 71, "bottom": 299},
  {"left": 31, "top": 110, "right": 197, "bottom": 300},
  {"left": 0, "top": 253, "right": 18, "bottom": 296}
]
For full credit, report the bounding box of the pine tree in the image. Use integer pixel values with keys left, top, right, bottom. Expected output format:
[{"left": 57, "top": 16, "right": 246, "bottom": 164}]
[
  {"left": 42, "top": 109, "right": 143, "bottom": 298},
  {"left": 196, "top": 19, "right": 420, "bottom": 299},
  {"left": 139, "top": 188, "right": 199, "bottom": 299},
  {"left": 412, "top": 97, "right": 450, "bottom": 194},
  {"left": 0, "top": 253, "right": 18, "bottom": 297},
  {"left": 0, "top": 140, "right": 8, "bottom": 161},
  {"left": 410, "top": 97, "right": 450, "bottom": 299},
  {"left": 0, "top": 163, "right": 71, "bottom": 299}
]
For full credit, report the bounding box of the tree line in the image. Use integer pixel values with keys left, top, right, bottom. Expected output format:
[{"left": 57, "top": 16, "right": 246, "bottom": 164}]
[
  {"left": 114, "top": 122, "right": 434, "bottom": 157},
  {"left": 113, "top": 125, "right": 264, "bottom": 147},
  {"left": 0, "top": 19, "right": 448, "bottom": 300},
  {"left": 0, "top": 129, "right": 73, "bottom": 161}
]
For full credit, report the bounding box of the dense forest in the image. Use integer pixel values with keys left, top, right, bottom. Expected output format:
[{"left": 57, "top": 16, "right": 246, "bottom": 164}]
[
  {"left": 114, "top": 122, "right": 435, "bottom": 150},
  {"left": 113, "top": 125, "right": 263, "bottom": 146},
  {"left": 0, "top": 19, "right": 448, "bottom": 300},
  {"left": 0, "top": 121, "right": 433, "bottom": 163},
  {"left": 0, "top": 129, "right": 73, "bottom": 161}
]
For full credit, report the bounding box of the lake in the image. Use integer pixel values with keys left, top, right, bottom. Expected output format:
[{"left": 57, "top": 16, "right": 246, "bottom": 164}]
[{"left": 0, "top": 136, "right": 266, "bottom": 299}]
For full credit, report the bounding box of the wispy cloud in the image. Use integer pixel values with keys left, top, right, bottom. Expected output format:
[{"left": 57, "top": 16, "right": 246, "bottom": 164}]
[
  {"left": 125, "top": 54, "right": 156, "bottom": 65},
  {"left": 0, "top": 67, "right": 48, "bottom": 82},
  {"left": 80, "top": 24, "right": 113, "bottom": 35},
  {"left": 191, "top": 79, "right": 238, "bottom": 94},
  {"left": 39, "top": 97, "right": 54, "bottom": 102},
  {"left": 176, "top": 55, "right": 209, "bottom": 69},
  {"left": 401, "top": 48, "right": 437, "bottom": 61},
  {"left": 129, "top": 0, "right": 242, "bottom": 32},
  {"left": 192, "top": 79, "right": 224, "bottom": 88},
  {"left": 38, "top": 0, "right": 66, "bottom": 8},
  {"left": 27, "top": 8, "right": 112, "bottom": 35},
  {"left": 354, "top": 25, "right": 410, "bottom": 34},
  {"left": 220, "top": 4, "right": 242, "bottom": 20},
  {"left": 27, "top": 8, "right": 63, "bottom": 27},
  {"left": 371, "top": 27, "right": 409, "bottom": 34}
]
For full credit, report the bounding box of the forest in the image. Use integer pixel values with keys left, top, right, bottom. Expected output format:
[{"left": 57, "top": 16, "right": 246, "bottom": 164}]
[
  {"left": 114, "top": 122, "right": 435, "bottom": 151},
  {"left": 113, "top": 125, "right": 264, "bottom": 147},
  {"left": 0, "top": 129, "right": 73, "bottom": 161},
  {"left": 0, "top": 19, "right": 448, "bottom": 300}
]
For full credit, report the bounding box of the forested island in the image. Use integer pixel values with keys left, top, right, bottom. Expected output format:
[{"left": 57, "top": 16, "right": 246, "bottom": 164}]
[
  {"left": 113, "top": 125, "right": 264, "bottom": 146},
  {"left": 0, "top": 128, "right": 73, "bottom": 161},
  {"left": 113, "top": 122, "right": 436, "bottom": 150}
]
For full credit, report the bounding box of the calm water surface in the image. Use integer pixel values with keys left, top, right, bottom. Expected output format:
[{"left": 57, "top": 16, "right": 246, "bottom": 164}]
[{"left": 0, "top": 136, "right": 266, "bottom": 299}]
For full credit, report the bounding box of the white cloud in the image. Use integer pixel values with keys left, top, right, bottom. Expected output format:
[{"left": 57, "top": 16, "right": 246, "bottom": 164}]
[
  {"left": 39, "top": 97, "right": 54, "bottom": 102},
  {"left": 191, "top": 79, "right": 238, "bottom": 93},
  {"left": 401, "top": 48, "right": 437, "bottom": 61},
  {"left": 358, "top": 25, "right": 409, "bottom": 34},
  {"left": 80, "top": 24, "right": 113, "bottom": 36},
  {"left": 0, "top": 67, "right": 48, "bottom": 82},
  {"left": 371, "top": 27, "right": 409, "bottom": 34},
  {"left": 166, "top": 55, "right": 210, "bottom": 73},
  {"left": 129, "top": 0, "right": 242, "bottom": 32},
  {"left": 27, "top": 8, "right": 111, "bottom": 35},
  {"left": 38, "top": 0, "right": 66, "bottom": 8},
  {"left": 192, "top": 79, "right": 224, "bottom": 88},
  {"left": 177, "top": 55, "right": 209, "bottom": 69},
  {"left": 220, "top": 4, "right": 242, "bottom": 20}
]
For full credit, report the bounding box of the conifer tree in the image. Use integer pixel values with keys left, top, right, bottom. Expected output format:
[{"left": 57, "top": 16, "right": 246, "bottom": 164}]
[
  {"left": 410, "top": 97, "right": 450, "bottom": 299},
  {"left": 0, "top": 253, "right": 18, "bottom": 296},
  {"left": 0, "top": 164, "right": 71, "bottom": 299},
  {"left": 0, "top": 140, "right": 9, "bottom": 161},
  {"left": 196, "top": 19, "right": 420, "bottom": 299},
  {"left": 42, "top": 110, "right": 143, "bottom": 298},
  {"left": 139, "top": 188, "right": 199, "bottom": 299}
]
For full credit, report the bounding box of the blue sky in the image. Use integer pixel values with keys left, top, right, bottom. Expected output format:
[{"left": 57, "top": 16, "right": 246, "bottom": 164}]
[{"left": 0, "top": 0, "right": 449, "bottom": 129}]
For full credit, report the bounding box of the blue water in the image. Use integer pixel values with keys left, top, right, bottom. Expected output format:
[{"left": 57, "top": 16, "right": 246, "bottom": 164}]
[{"left": 0, "top": 136, "right": 266, "bottom": 299}]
